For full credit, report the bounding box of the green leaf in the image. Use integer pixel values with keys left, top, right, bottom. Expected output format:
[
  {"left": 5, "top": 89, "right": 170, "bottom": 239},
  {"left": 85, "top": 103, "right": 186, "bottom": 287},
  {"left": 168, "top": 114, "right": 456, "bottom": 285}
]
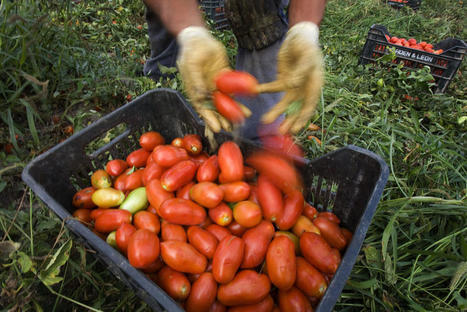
[
  {"left": 347, "top": 278, "right": 378, "bottom": 289},
  {"left": 461, "top": 235, "right": 467, "bottom": 261},
  {"left": 384, "top": 252, "right": 397, "bottom": 285},
  {"left": 39, "top": 239, "right": 72, "bottom": 286},
  {"left": 20, "top": 99, "right": 40, "bottom": 146},
  {"left": 0, "top": 181, "right": 7, "bottom": 193},
  {"left": 17, "top": 251, "right": 33, "bottom": 273}
]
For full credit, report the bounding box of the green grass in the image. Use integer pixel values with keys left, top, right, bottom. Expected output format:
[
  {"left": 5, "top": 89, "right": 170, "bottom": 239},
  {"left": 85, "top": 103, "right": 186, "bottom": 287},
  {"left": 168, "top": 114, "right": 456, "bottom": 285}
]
[{"left": 1, "top": 0, "right": 466, "bottom": 311}]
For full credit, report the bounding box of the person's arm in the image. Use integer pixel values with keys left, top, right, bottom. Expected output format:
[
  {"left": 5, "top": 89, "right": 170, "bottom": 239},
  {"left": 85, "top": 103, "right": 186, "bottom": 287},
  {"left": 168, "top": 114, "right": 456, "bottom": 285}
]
[
  {"left": 143, "top": 0, "right": 205, "bottom": 35},
  {"left": 288, "top": 0, "right": 327, "bottom": 27}
]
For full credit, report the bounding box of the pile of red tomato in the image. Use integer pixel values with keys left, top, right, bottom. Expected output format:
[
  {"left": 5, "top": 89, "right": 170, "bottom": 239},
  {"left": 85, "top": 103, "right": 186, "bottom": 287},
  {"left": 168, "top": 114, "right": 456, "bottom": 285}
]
[
  {"left": 71, "top": 130, "right": 353, "bottom": 312},
  {"left": 385, "top": 34, "right": 444, "bottom": 54}
]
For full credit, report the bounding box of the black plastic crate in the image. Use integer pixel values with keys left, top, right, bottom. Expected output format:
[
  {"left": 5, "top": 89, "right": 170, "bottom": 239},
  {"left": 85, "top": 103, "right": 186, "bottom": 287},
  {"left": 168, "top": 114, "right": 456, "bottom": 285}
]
[
  {"left": 360, "top": 24, "right": 467, "bottom": 93},
  {"left": 385, "top": 0, "right": 421, "bottom": 10},
  {"left": 22, "top": 89, "right": 389, "bottom": 312},
  {"left": 200, "top": 0, "right": 230, "bottom": 30}
]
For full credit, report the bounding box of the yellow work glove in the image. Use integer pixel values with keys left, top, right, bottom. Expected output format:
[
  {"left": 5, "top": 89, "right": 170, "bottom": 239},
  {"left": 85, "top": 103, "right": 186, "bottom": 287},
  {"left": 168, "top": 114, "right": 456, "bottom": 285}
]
[
  {"left": 177, "top": 26, "right": 232, "bottom": 133},
  {"left": 258, "top": 22, "right": 324, "bottom": 134}
]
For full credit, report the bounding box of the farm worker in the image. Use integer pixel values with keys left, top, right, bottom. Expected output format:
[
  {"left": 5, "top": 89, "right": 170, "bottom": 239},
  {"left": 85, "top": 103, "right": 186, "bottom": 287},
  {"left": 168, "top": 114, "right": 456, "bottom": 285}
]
[{"left": 142, "top": 0, "right": 326, "bottom": 141}]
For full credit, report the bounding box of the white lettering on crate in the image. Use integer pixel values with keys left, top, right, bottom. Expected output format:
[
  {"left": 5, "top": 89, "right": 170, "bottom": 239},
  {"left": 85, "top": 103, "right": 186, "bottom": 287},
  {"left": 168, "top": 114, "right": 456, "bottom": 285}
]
[{"left": 395, "top": 49, "right": 433, "bottom": 63}]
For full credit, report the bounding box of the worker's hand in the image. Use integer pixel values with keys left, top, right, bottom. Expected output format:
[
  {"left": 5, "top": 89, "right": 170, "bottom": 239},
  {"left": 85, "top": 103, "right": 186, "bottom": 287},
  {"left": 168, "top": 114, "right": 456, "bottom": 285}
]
[
  {"left": 177, "top": 26, "right": 232, "bottom": 133},
  {"left": 258, "top": 22, "right": 324, "bottom": 134}
]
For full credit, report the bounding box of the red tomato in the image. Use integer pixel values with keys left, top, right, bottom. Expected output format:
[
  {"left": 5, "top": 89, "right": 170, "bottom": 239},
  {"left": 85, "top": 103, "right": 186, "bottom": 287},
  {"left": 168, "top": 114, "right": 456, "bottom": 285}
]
[
  {"left": 191, "top": 152, "right": 209, "bottom": 166},
  {"left": 156, "top": 266, "right": 191, "bottom": 301},
  {"left": 126, "top": 148, "right": 150, "bottom": 168},
  {"left": 90, "top": 208, "right": 106, "bottom": 220},
  {"left": 127, "top": 229, "right": 160, "bottom": 268},
  {"left": 208, "top": 202, "right": 233, "bottom": 226},
  {"left": 246, "top": 152, "right": 302, "bottom": 195},
  {"left": 105, "top": 159, "right": 128, "bottom": 177},
  {"left": 257, "top": 174, "right": 283, "bottom": 222},
  {"left": 151, "top": 145, "right": 189, "bottom": 167},
  {"left": 159, "top": 198, "right": 206, "bottom": 225},
  {"left": 292, "top": 215, "right": 321, "bottom": 237},
  {"left": 219, "top": 181, "right": 250, "bottom": 202},
  {"left": 72, "top": 187, "right": 96, "bottom": 209},
  {"left": 72, "top": 208, "right": 91, "bottom": 224},
  {"left": 124, "top": 169, "right": 144, "bottom": 191},
  {"left": 185, "top": 272, "right": 218, "bottom": 312},
  {"left": 275, "top": 231, "right": 300, "bottom": 255},
  {"left": 94, "top": 209, "right": 132, "bottom": 233},
  {"left": 142, "top": 162, "right": 163, "bottom": 185},
  {"left": 247, "top": 184, "right": 259, "bottom": 204},
  {"left": 266, "top": 236, "right": 296, "bottom": 290},
  {"left": 175, "top": 181, "right": 194, "bottom": 200},
  {"left": 182, "top": 134, "right": 203, "bottom": 155},
  {"left": 243, "top": 166, "right": 256, "bottom": 181},
  {"left": 187, "top": 226, "right": 219, "bottom": 259},
  {"left": 91, "top": 169, "right": 112, "bottom": 189},
  {"left": 217, "top": 270, "right": 270, "bottom": 306},
  {"left": 241, "top": 220, "right": 275, "bottom": 268},
  {"left": 233, "top": 201, "right": 262, "bottom": 228},
  {"left": 227, "top": 221, "right": 247, "bottom": 237},
  {"left": 146, "top": 179, "right": 174, "bottom": 212},
  {"left": 160, "top": 221, "right": 186, "bottom": 243},
  {"left": 115, "top": 223, "right": 136, "bottom": 254},
  {"left": 171, "top": 137, "right": 184, "bottom": 147},
  {"left": 227, "top": 295, "right": 274, "bottom": 312},
  {"left": 278, "top": 287, "right": 312, "bottom": 312},
  {"left": 303, "top": 203, "right": 318, "bottom": 220},
  {"left": 205, "top": 224, "right": 231, "bottom": 242},
  {"left": 197, "top": 155, "right": 219, "bottom": 182},
  {"left": 134, "top": 211, "right": 161, "bottom": 234},
  {"left": 215, "top": 70, "right": 259, "bottom": 96},
  {"left": 190, "top": 182, "right": 224, "bottom": 209},
  {"left": 313, "top": 217, "right": 347, "bottom": 250},
  {"left": 139, "top": 131, "right": 165, "bottom": 152},
  {"left": 160, "top": 241, "right": 207, "bottom": 274},
  {"left": 160, "top": 160, "right": 197, "bottom": 192},
  {"left": 218, "top": 141, "right": 244, "bottom": 183},
  {"left": 300, "top": 232, "right": 341, "bottom": 274},
  {"left": 113, "top": 168, "right": 131, "bottom": 191},
  {"left": 213, "top": 91, "right": 245, "bottom": 124},
  {"left": 141, "top": 257, "right": 163, "bottom": 274},
  {"left": 212, "top": 235, "right": 245, "bottom": 284},
  {"left": 408, "top": 38, "right": 417, "bottom": 45},
  {"left": 341, "top": 228, "right": 353, "bottom": 245},
  {"left": 275, "top": 191, "right": 304, "bottom": 230},
  {"left": 296, "top": 257, "right": 327, "bottom": 298},
  {"left": 209, "top": 301, "right": 227, "bottom": 312},
  {"left": 259, "top": 134, "right": 304, "bottom": 162}
]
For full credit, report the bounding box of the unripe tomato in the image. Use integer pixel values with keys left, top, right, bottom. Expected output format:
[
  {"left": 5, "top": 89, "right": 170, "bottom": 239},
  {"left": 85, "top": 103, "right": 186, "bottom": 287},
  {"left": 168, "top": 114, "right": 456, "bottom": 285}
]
[
  {"left": 205, "top": 224, "right": 231, "bottom": 242},
  {"left": 115, "top": 223, "right": 136, "bottom": 254},
  {"left": 212, "top": 235, "right": 244, "bottom": 284},
  {"left": 257, "top": 175, "right": 283, "bottom": 222},
  {"left": 72, "top": 187, "right": 96, "bottom": 209},
  {"left": 227, "top": 295, "right": 274, "bottom": 312},
  {"left": 295, "top": 257, "right": 327, "bottom": 298},
  {"left": 218, "top": 141, "right": 244, "bottom": 183},
  {"left": 72, "top": 208, "right": 92, "bottom": 224},
  {"left": 208, "top": 202, "right": 233, "bottom": 226},
  {"left": 197, "top": 155, "right": 219, "bottom": 182},
  {"left": 300, "top": 232, "right": 341, "bottom": 274},
  {"left": 158, "top": 198, "right": 206, "bottom": 225},
  {"left": 190, "top": 182, "right": 224, "bottom": 209},
  {"left": 126, "top": 148, "right": 150, "bottom": 168},
  {"left": 105, "top": 159, "right": 128, "bottom": 177},
  {"left": 187, "top": 226, "right": 218, "bottom": 259},
  {"left": 91, "top": 169, "right": 112, "bottom": 189},
  {"left": 313, "top": 216, "right": 347, "bottom": 250},
  {"left": 151, "top": 145, "right": 189, "bottom": 167},
  {"left": 161, "top": 221, "right": 187, "bottom": 242},
  {"left": 275, "top": 191, "right": 304, "bottom": 230},
  {"left": 217, "top": 270, "right": 270, "bottom": 306},
  {"left": 185, "top": 272, "right": 217, "bottom": 312},
  {"left": 91, "top": 188, "right": 125, "bottom": 208},
  {"left": 139, "top": 131, "right": 165, "bottom": 152},
  {"left": 127, "top": 229, "right": 160, "bottom": 268},
  {"left": 160, "top": 241, "right": 207, "bottom": 274},
  {"left": 134, "top": 211, "right": 160, "bottom": 234},
  {"left": 241, "top": 220, "right": 275, "bottom": 268},
  {"left": 292, "top": 215, "right": 321, "bottom": 237},
  {"left": 156, "top": 266, "right": 191, "bottom": 301},
  {"left": 219, "top": 181, "right": 250, "bottom": 202},
  {"left": 233, "top": 201, "right": 262, "bottom": 228},
  {"left": 176, "top": 181, "right": 195, "bottom": 200},
  {"left": 160, "top": 160, "right": 197, "bottom": 192},
  {"left": 182, "top": 134, "right": 203, "bottom": 155},
  {"left": 277, "top": 287, "right": 312, "bottom": 312},
  {"left": 94, "top": 209, "right": 132, "bottom": 233},
  {"left": 266, "top": 236, "right": 296, "bottom": 290},
  {"left": 146, "top": 179, "right": 174, "bottom": 212}
]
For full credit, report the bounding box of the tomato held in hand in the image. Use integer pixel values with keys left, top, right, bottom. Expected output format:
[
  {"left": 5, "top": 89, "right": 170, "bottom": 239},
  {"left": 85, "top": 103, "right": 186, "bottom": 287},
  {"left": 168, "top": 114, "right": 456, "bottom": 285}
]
[
  {"left": 213, "top": 91, "right": 246, "bottom": 124},
  {"left": 127, "top": 229, "right": 160, "bottom": 268},
  {"left": 215, "top": 70, "right": 259, "bottom": 96}
]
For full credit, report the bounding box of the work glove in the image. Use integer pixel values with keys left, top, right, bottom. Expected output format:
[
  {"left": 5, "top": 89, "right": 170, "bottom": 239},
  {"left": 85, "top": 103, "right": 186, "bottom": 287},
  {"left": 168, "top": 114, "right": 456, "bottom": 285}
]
[
  {"left": 177, "top": 26, "right": 232, "bottom": 133},
  {"left": 258, "top": 22, "right": 324, "bottom": 134}
]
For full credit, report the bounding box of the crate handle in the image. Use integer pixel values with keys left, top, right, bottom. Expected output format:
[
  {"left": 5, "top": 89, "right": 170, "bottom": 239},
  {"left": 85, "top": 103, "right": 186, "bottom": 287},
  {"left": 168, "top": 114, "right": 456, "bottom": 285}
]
[{"left": 84, "top": 122, "right": 130, "bottom": 159}]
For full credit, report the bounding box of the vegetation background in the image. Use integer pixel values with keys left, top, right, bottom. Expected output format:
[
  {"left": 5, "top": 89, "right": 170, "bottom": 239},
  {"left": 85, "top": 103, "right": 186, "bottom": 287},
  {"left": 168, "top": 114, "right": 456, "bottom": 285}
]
[{"left": 0, "top": 0, "right": 465, "bottom": 311}]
